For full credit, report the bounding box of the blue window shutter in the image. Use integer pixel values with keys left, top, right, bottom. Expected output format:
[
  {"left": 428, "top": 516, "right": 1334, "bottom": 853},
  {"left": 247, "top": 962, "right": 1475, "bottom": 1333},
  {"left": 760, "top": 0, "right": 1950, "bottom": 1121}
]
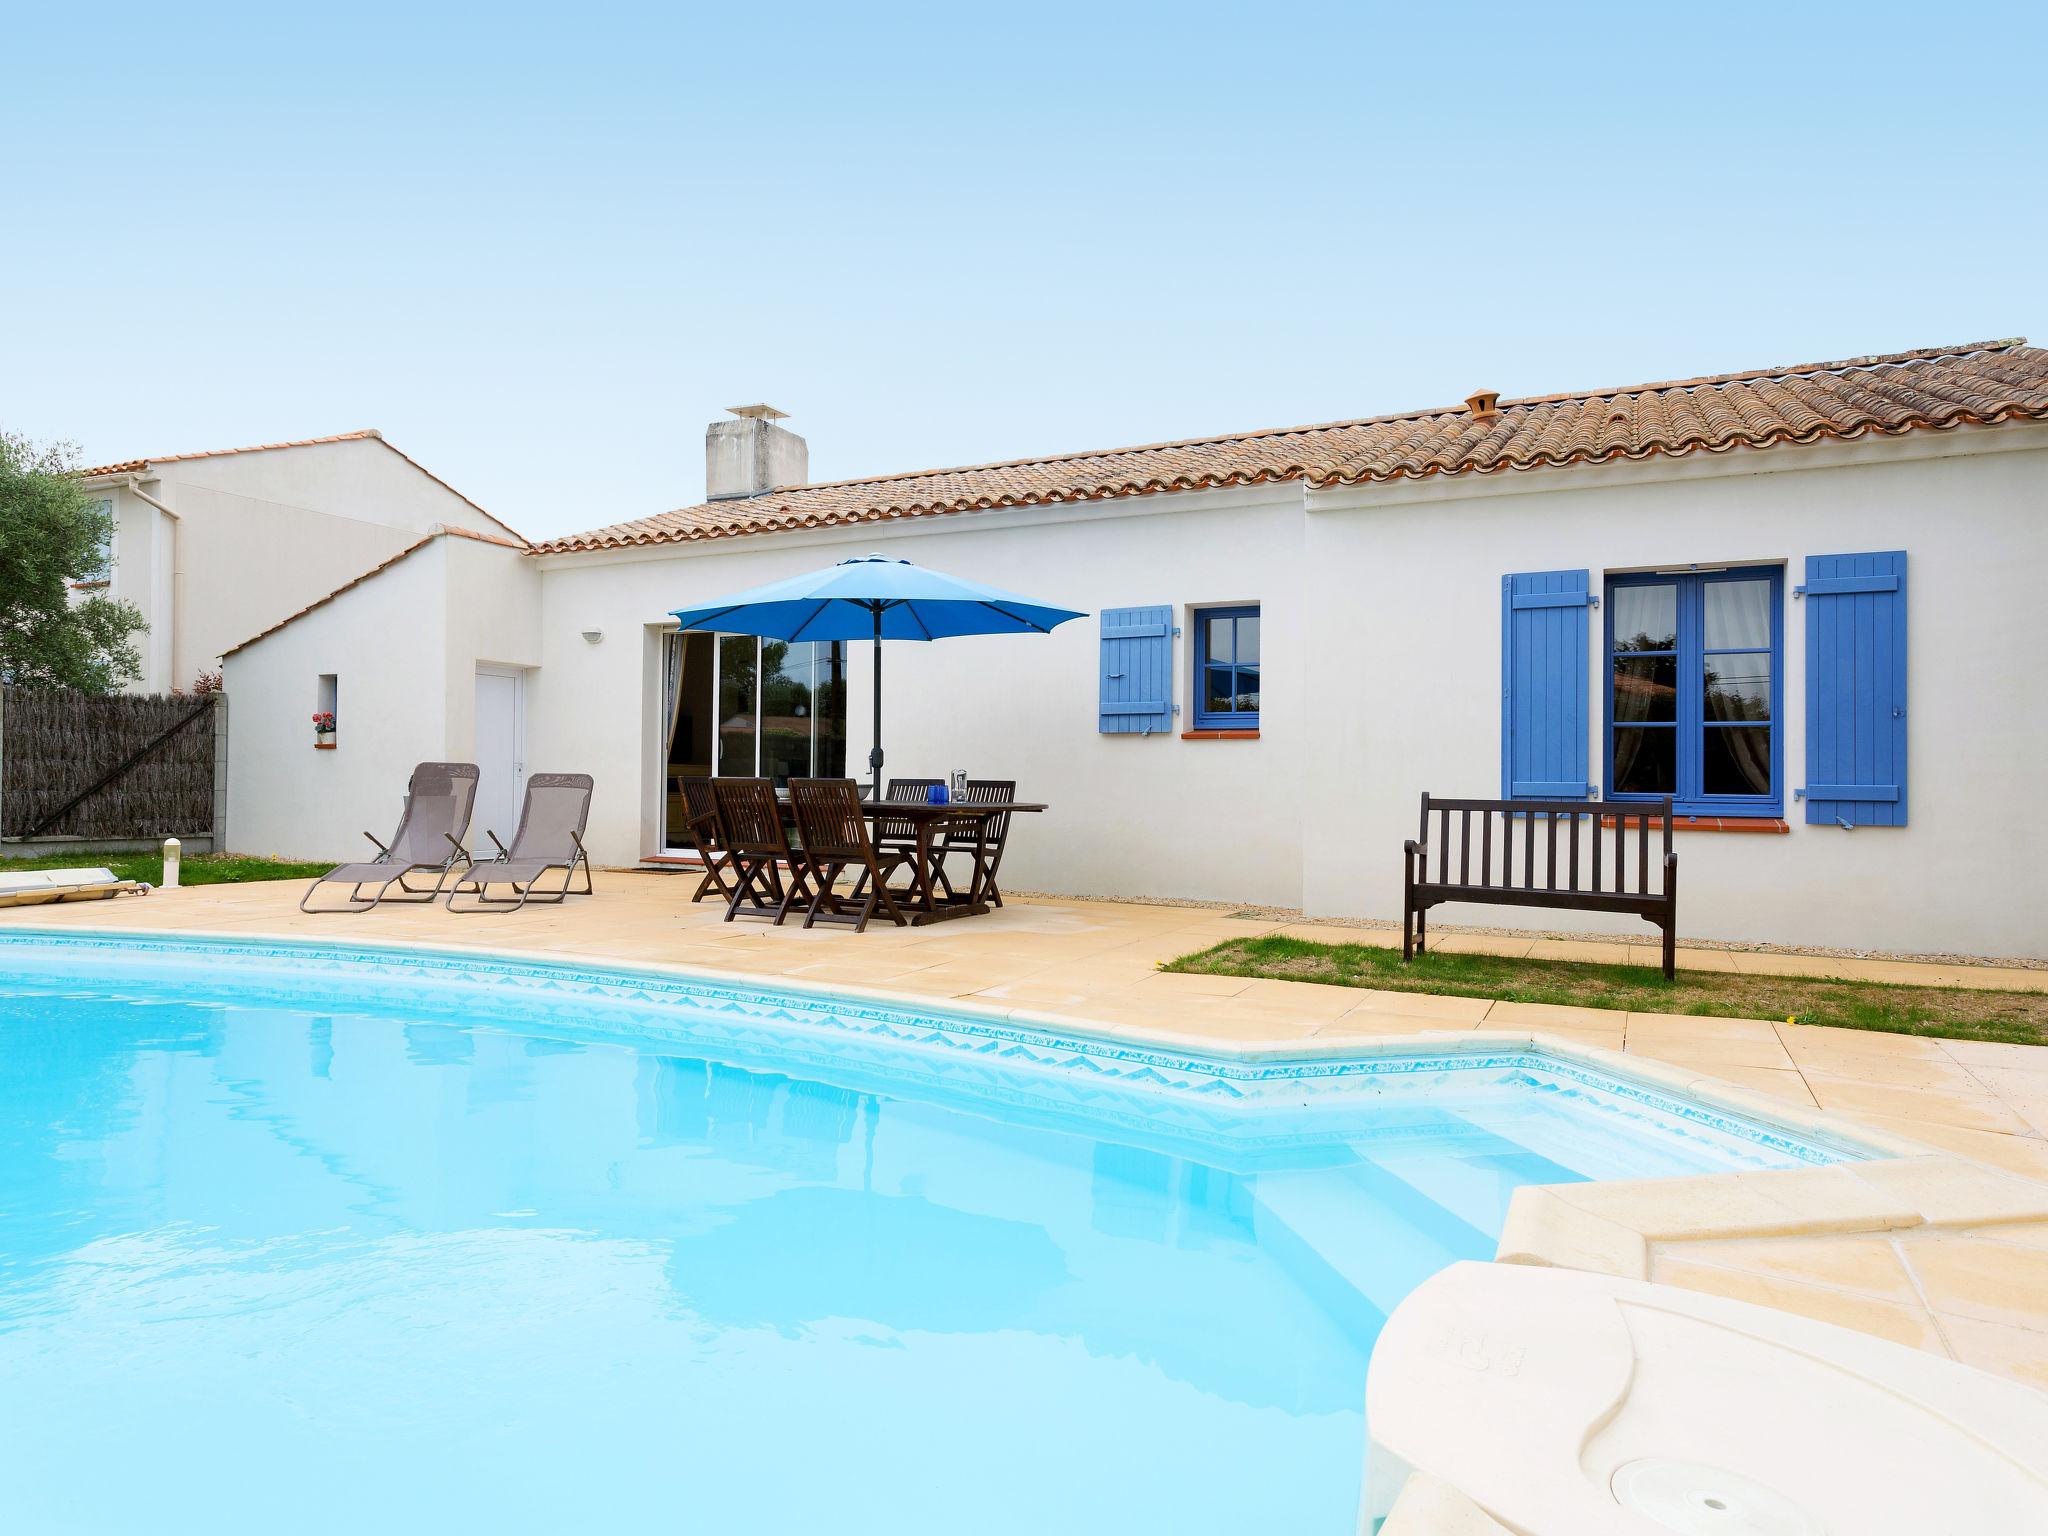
[
  {"left": 1501, "top": 570, "right": 1593, "bottom": 799},
  {"left": 1099, "top": 606, "right": 1173, "bottom": 734},
  {"left": 1801, "top": 551, "right": 1907, "bottom": 826}
]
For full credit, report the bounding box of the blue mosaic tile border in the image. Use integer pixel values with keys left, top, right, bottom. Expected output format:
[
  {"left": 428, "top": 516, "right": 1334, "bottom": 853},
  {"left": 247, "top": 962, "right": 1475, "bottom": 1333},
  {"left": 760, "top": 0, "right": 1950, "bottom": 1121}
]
[{"left": 0, "top": 929, "right": 1864, "bottom": 1166}]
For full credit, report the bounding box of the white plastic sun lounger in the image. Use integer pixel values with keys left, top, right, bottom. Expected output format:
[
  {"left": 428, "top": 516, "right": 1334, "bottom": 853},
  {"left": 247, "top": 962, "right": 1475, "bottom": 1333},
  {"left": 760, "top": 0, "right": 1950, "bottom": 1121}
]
[{"left": 0, "top": 867, "right": 150, "bottom": 907}]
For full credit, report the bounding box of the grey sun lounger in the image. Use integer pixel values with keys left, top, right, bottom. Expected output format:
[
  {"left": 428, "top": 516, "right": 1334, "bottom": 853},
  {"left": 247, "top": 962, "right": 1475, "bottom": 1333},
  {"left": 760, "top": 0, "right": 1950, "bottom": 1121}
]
[
  {"left": 445, "top": 773, "right": 594, "bottom": 914},
  {"left": 301, "top": 762, "right": 479, "bottom": 913}
]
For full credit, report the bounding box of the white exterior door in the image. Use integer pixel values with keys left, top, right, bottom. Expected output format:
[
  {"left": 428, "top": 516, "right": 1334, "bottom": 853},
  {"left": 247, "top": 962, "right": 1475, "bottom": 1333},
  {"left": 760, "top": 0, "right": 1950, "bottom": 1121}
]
[{"left": 474, "top": 667, "right": 525, "bottom": 847}]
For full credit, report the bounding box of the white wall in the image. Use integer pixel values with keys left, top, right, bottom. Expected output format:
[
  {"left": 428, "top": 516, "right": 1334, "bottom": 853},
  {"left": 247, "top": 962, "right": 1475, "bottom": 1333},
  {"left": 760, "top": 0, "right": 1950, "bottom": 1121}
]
[
  {"left": 102, "top": 437, "right": 519, "bottom": 694},
  {"left": 220, "top": 421, "right": 2048, "bottom": 960},
  {"left": 532, "top": 484, "right": 1309, "bottom": 907},
  {"left": 222, "top": 535, "right": 538, "bottom": 861},
  {"left": 1301, "top": 427, "right": 2048, "bottom": 958}
]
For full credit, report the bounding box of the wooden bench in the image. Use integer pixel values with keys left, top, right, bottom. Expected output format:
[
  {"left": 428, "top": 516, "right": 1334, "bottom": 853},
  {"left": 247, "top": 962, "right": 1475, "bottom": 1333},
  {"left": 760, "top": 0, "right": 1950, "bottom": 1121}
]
[{"left": 1402, "top": 793, "right": 1679, "bottom": 979}]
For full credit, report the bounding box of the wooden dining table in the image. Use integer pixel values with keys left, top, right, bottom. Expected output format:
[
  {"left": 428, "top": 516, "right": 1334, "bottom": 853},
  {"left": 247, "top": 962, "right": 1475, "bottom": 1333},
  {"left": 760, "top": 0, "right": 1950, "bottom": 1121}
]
[{"left": 771, "top": 796, "right": 1046, "bottom": 925}]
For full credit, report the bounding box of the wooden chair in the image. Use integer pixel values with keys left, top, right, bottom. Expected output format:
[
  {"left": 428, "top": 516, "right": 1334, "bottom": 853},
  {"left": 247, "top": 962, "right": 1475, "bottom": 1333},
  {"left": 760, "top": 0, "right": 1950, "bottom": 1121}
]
[
  {"left": 708, "top": 777, "right": 811, "bottom": 924},
  {"left": 935, "top": 779, "right": 1017, "bottom": 907},
  {"left": 859, "top": 777, "right": 945, "bottom": 896},
  {"left": 788, "top": 779, "right": 912, "bottom": 932},
  {"left": 677, "top": 775, "right": 734, "bottom": 902}
]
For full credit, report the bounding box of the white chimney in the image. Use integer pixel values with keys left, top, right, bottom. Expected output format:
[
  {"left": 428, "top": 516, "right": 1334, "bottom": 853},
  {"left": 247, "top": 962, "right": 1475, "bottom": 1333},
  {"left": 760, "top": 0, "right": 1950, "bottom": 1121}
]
[{"left": 706, "top": 403, "right": 808, "bottom": 501}]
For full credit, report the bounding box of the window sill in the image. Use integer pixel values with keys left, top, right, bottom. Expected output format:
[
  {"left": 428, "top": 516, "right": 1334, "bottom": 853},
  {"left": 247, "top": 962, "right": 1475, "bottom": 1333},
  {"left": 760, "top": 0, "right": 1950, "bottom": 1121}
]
[
  {"left": 313, "top": 741, "right": 337, "bottom": 751},
  {"left": 1181, "top": 729, "right": 1260, "bottom": 741},
  {"left": 1600, "top": 813, "right": 1787, "bottom": 834}
]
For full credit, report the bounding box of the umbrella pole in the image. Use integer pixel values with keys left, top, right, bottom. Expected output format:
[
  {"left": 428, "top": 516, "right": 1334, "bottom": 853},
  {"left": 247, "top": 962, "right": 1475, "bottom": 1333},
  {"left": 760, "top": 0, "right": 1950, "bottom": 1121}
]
[{"left": 869, "top": 606, "right": 884, "bottom": 800}]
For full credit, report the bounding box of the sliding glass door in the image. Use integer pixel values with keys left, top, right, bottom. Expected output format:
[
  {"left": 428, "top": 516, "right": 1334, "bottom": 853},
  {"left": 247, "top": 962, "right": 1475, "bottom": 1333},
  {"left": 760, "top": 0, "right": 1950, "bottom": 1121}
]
[{"left": 662, "top": 632, "right": 847, "bottom": 849}]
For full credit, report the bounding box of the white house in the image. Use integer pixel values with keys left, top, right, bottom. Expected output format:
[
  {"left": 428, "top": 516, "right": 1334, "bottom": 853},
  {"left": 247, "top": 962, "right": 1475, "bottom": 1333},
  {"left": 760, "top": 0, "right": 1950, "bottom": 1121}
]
[
  {"left": 77, "top": 430, "right": 525, "bottom": 694},
  {"left": 219, "top": 339, "right": 2048, "bottom": 958}
]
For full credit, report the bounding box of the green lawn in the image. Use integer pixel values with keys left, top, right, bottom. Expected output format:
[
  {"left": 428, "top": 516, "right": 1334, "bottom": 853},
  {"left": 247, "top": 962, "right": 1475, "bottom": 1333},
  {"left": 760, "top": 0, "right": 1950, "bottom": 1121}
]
[
  {"left": 1, "top": 851, "right": 330, "bottom": 887},
  {"left": 1165, "top": 934, "right": 2048, "bottom": 1047}
]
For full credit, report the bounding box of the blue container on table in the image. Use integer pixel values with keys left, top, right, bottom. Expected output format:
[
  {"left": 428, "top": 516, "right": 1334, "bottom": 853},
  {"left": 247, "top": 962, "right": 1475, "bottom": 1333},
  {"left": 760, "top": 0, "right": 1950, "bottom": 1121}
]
[{"left": 927, "top": 782, "right": 949, "bottom": 804}]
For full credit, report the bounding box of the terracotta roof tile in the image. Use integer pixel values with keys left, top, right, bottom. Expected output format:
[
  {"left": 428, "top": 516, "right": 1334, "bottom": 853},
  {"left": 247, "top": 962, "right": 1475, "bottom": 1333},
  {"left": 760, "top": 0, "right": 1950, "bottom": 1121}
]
[{"left": 534, "top": 338, "right": 2048, "bottom": 555}]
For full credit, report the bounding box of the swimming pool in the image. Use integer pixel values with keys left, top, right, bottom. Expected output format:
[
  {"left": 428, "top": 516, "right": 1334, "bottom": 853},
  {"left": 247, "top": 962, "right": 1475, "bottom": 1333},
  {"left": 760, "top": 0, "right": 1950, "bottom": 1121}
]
[{"left": 0, "top": 934, "right": 1858, "bottom": 1534}]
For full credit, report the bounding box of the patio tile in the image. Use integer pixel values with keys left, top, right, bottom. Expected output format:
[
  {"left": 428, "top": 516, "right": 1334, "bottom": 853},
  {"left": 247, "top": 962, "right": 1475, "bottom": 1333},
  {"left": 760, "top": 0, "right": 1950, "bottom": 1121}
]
[
  {"left": 1935, "top": 1315, "right": 2048, "bottom": 1390},
  {"left": 1777, "top": 1022, "right": 1957, "bottom": 1059},
  {"left": 1848, "top": 1116, "right": 2048, "bottom": 1179},
  {"left": 1662, "top": 1234, "right": 1921, "bottom": 1303},
  {"left": 1897, "top": 1235, "right": 2048, "bottom": 1332},
  {"left": 1411, "top": 933, "right": 1531, "bottom": 958},
  {"left": 1686, "top": 1065, "right": 1818, "bottom": 1107},
  {"left": 1939, "top": 1038, "right": 2048, "bottom": 1074},
  {"left": 1954, "top": 1070, "right": 2048, "bottom": 1134},
  {"left": 1233, "top": 977, "right": 1375, "bottom": 1018},
  {"left": 1645, "top": 1256, "right": 1944, "bottom": 1352},
  {"left": 1802, "top": 1076, "right": 2033, "bottom": 1136},
  {"left": 1627, "top": 1011, "right": 1786, "bottom": 1044},
  {"left": 1340, "top": 989, "right": 1493, "bottom": 1022},
  {"left": 1627, "top": 1039, "right": 1798, "bottom": 1072},
  {"left": 1516, "top": 1024, "right": 1627, "bottom": 1051},
  {"left": 1524, "top": 939, "right": 1638, "bottom": 965},
  {"left": 1479, "top": 999, "right": 1611, "bottom": 1031},
  {"left": 1311, "top": 1015, "right": 1474, "bottom": 1044},
  {"left": 1108, "top": 970, "right": 1256, "bottom": 999},
  {"left": 1776, "top": 1044, "right": 1989, "bottom": 1090}
]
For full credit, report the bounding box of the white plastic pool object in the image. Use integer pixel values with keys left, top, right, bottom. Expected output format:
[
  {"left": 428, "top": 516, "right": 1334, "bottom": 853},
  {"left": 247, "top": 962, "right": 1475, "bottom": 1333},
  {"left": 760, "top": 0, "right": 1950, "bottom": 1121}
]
[
  {"left": 1609, "top": 1458, "right": 1820, "bottom": 1536},
  {"left": 1361, "top": 1259, "right": 2048, "bottom": 1535}
]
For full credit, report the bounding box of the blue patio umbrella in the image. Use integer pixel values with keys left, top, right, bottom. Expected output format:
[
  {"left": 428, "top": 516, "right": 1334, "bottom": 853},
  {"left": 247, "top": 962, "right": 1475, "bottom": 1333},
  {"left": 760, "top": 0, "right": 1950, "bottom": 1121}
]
[{"left": 671, "top": 554, "right": 1086, "bottom": 796}]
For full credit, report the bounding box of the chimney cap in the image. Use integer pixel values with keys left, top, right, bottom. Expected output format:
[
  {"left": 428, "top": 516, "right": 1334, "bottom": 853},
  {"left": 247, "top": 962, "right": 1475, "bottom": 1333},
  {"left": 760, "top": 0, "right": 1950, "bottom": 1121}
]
[
  {"left": 1464, "top": 390, "right": 1502, "bottom": 421},
  {"left": 726, "top": 403, "right": 789, "bottom": 421}
]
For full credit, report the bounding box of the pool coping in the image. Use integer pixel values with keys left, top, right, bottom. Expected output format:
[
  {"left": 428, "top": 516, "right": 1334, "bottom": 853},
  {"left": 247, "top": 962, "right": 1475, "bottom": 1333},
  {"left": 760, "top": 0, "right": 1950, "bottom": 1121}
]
[{"left": 8, "top": 921, "right": 2045, "bottom": 1270}]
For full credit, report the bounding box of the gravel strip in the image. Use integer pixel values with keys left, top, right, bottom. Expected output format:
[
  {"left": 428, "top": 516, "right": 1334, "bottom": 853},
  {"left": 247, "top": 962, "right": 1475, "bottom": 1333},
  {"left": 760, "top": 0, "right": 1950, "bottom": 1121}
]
[{"left": 1008, "top": 891, "right": 2046, "bottom": 972}]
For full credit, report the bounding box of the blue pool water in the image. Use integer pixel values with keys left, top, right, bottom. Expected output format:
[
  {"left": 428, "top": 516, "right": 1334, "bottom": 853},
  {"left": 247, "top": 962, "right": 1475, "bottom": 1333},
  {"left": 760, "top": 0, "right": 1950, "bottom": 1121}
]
[{"left": 0, "top": 935, "right": 1856, "bottom": 1534}]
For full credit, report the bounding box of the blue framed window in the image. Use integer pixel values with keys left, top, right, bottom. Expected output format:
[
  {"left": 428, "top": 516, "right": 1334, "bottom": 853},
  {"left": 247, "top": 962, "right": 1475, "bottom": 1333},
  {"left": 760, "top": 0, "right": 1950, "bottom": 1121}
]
[
  {"left": 1605, "top": 567, "right": 1781, "bottom": 815},
  {"left": 1193, "top": 605, "right": 1260, "bottom": 729}
]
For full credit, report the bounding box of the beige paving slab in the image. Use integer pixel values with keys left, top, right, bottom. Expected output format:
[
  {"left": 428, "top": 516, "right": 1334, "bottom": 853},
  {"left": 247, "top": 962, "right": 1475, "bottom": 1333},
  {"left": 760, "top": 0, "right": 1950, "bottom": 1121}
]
[
  {"left": 1780, "top": 1047, "right": 1991, "bottom": 1092},
  {"left": 1802, "top": 1075, "right": 2035, "bottom": 1136},
  {"left": 1102, "top": 970, "right": 1256, "bottom": 999},
  {"left": 1941, "top": 1038, "right": 2048, "bottom": 1074},
  {"left": 1341, "top": 989, "right": 1495, "bottom": 1023},
  {"left": 1630, "top": 1010, "right": 1786, "bottom": 1042},
  {"left": 1935, "top": 1314, "right": 2048, "bottom": 1390},
  {"left": 1646, "top": 1256, "right": 1945, "bottom": 1351},
  {"left": 1777, "top": 1021, "right": 1962, "bottom": 1059},
  {"left": 1661, "top": 1234, "right": 1922, "bottom": 1303},
  {"left": 1522, "top": 938, "right": 1637, "bottom": 965},
  {"left": 1689, "top": 1064, "right": 1820, "bottom": 1107},
  {"left": 1233, "top": 976, "right": 1387, "bottom": 1019},
  {"left": 1897, "top": 1235, "right": 2048, "bottom": 1332},
  {"left": 1482, "top": 999, "right": 1618, "bottom": 1031},
  {"left": 1419, "top": 933, "right": 1536, "bottom": 958},
  {"left": 1850, "top": 1116, "right": 2048, "bottom": 1182}
]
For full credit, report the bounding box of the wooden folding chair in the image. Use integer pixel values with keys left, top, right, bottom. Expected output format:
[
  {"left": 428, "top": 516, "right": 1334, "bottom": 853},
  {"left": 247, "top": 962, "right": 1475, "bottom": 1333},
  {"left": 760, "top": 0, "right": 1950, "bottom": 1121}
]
[
  {"left": 708, "top": 777, "right": 811, "bottom": 924},
  {"left": 788, "top": 779, "right": 912, "bottom": 933},
  {"left": 678, "top": 775, "right": 736, "bottom": 902},
  {"left": 936, "top": 779, "right": 1017, "bottom": 907}
]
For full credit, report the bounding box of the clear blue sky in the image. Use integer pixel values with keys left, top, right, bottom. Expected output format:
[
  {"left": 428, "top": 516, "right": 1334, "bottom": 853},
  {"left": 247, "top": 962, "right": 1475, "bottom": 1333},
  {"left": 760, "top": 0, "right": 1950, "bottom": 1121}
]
[{"left": 5, "top": 1, "right": 2042, "bottom": 541}]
